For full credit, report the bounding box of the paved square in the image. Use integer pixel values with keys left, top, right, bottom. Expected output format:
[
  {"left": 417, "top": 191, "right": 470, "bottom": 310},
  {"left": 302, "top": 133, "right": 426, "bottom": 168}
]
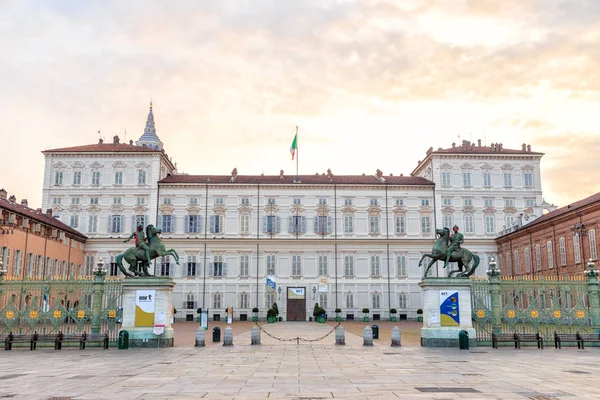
[{"left": 1, "top": 322, "right": 600, "bottom": 399}]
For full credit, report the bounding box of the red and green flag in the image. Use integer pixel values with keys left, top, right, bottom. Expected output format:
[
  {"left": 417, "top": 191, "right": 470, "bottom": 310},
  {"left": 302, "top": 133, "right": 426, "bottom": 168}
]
[{"left": 290, "top": 133, "right": 298, "bottom": 160}]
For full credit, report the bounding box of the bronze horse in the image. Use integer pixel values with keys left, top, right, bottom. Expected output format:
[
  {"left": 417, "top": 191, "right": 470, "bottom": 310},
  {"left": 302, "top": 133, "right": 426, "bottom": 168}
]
[{"left": 418, "top": 228, "right": 480, "bottom": 278}]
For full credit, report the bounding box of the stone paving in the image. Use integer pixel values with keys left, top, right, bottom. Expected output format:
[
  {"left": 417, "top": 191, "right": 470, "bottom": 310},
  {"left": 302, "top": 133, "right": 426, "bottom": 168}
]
[{"left": 1, "top": 322, "right": 600, "bottom": 399}]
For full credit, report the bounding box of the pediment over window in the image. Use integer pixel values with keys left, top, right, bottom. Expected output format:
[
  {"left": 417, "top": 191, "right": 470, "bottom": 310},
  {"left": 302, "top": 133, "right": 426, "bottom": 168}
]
[
  {"left": 501, "top": 164, "right": 514, "bottom": 170},
  {"left": 480, "top": 163, "right": 493, "bottom": 170},
  {"left": 503, "top": 206, "right": 517, "bottom": 214},
  {"left": 52, "top": 205, "right": 64, "bottom": 212},
  {"left": 392, "top": 206, "right": 406, "bottom": 215},
  {"left": 90, "top": 161, "right": 104, "bottom": 169},
  {"left": 135, "top": 161, "right": 151, "bottom": 168},
  {"left": 460, "top": 163, "right": 473, "bottom": 170},
  {"left": 439, "top": 163, "right": 453, "bottom": 170},
  {"left": 419, "top": 206, "right": 433, "bottom": 214},
  {"left": 462, "top": 205, "right": 475, "bottom": 214},
  {"left": 71, "top": 161, "right": 85, "bottom": 168},
  {"left": 110, "top": 204, "right": 124, "bottom": 213},
  {"left": 53, "top": 162, "right": 67, "bottom": 169},
  {"left": 112, "top": 161, "right": 127, "bottom": 169},
  {"left": 134, "top": 205, "right": 149, "bottom": 214},
  {"left": 316, "top": 204, "right": 330, "bottom": 215},
  {"left": 68, "top": 205, "right": 82, "bottom": 213},
  {"left": 521, "top": 164, "right": 534, "bottom": 171},
  {"left": 341, "top": 206, "right": 356, "bottom": 214},
  {"left": 483, "top": 206, "right": 496, "bottom": 214},
  {"left": 159, "top": 204, "right": 174, "bottom": 215},
  {"left": 237, "top": 205, "right": 252, "bottom": 215},
  {"left": 442, "top": 206, "right": 455, "bottom": 214},
  {"left": 86, "top": 205, "right": 101, "bottom": 214},
  {"left": 264, "top": 204, "right": 278, "bottom": 214},
  {"left": 289, "top": 205, "right": 305, "bottom": 214}
]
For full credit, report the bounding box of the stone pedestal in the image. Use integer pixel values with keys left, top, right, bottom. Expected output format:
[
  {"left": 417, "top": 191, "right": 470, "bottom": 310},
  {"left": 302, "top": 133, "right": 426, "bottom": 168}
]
[
  {"left": 419, "top": 277, "right": 476, "bottom": 348},
  {"left": 121, "top": 277, "right": 175, "bottom": 348}
]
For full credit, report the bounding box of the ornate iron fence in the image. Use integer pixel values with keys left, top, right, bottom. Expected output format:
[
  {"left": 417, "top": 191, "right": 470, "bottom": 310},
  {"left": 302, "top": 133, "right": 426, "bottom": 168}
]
[
  {"left": 0, "top": 273, "right": 123, "bottom": 346},
  {"left": 471, "top": 264, "right": 600, "bottom": 345}
]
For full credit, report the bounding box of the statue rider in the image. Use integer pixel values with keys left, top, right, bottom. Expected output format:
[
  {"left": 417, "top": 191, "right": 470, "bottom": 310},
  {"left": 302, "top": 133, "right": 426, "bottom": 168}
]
[
  {"left": 445, "top": 225, "right": 464, "bottom": 268},
  {"left": 124, "top": 223, "right": 151, "bottom": 266}
]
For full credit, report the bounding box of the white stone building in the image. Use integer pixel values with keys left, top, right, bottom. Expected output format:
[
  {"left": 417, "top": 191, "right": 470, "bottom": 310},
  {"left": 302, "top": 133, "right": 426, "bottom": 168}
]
[{"left": 40, "top": 105, "right": 546, "bottom": 322}]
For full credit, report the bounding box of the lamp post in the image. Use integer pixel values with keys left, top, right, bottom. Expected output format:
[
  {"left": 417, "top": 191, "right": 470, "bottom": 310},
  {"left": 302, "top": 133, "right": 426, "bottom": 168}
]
[
  {"left": 584, "top": 259, "right": 600, "bottom": 334},
  {"left": 91, "top": 257, "right": 107, "bottom": 335},
  {"left": 487, "top": 257, "right": 502, "bottom": 335}
]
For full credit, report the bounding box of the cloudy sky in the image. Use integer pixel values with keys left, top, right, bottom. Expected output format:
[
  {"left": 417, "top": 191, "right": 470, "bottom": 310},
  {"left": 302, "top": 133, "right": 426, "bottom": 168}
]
[{"left": 1, "top": 0, "right": 599, "bottom": 208}]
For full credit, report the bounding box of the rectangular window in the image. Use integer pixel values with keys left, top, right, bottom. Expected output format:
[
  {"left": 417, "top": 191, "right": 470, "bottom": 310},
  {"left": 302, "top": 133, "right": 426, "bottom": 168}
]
[
  {"left": 212, "top": 254, "right": 224, "bottom": 277},
  {"left": 420, "top": 199, "right": 430, "bottom": 207},
  {"left": 135, "top": 215, "right": 146, "bottom": 228},
  {"left": 513, "top": 250, "right": 520, "bottom": 274},
  {"left": 370, "top": 255, "right": 380, "bottom": 276},
  {"left": 89, "top": 197, "right": 99, "bottom": 205},
  {"left": 240, "top": 197, "right": 250, "bottom": 206},
  {"left": 394, "top": 198, "right": 404, "bottom": 207},
  {"left": 442, "top": 171, "right": 451, "bottom": 186},
  {"left": 395, "top": 215, "right": 405, "bottom": 234},
  {"left": 266, "top": 254, "right": 276, "bottom": 276},
  {"left": 114, "top": 171, "right": 123, "bottom": 185},
  {"left": 240, "top": 293, "right": 249, "bottom": 309},
  {"left": 463, "top": 198, "right": 473, "bottom": 206},
  {"left": 421, "top": 216, "right": 431, "bottom": 234},
  {"left": 186, "top": 255, "right": 197, "bottom": 276},
  {"left": 574, "top": 235, "right": 582, "bottom": 264},
  {"left": 136, "top": 170, "right": 147, "bottom": 185},
  {"left": 91, "top": 170, "right": 101, "bottom": 185},
  {"left": 210, "top": 215, "right": 224, "bottom": 234},
  {"left": 267, "top": 198, "right": 276, "bottom": 205},
  {"left": 369, "top": 215, "right": 380, "bottom": 234},
  {"left": 319, "top": 293, "right": 328, "bottom": 309},
  {"left": 185, "top": 215, "right": 200, "bottom": 233},
  {"left": 73, "top": 171, "right": 81, "bottom": 185},
  {"left": 291, "top": 255, "right": 302, "bottom": 276},
  {"left": 239, "top": 254, "right": 249, "bottom": 277},
  {"left": 54, "top": 171, "right": 63, "bottom": 186},
  {"left": 26, "top": 253, "right": 35, "bottom": 277},
  {"left": 443, "top": 215, "right": 453, "bottom": 230},
  {"left": 289, "top": 215, "right": 305, "bottom": 234},
  {"left": 213, "top": 293, "right": 221, "bottom": 309},
  {"left": 398, "top": 293, "right": 408, "bottom": 309},
  {"left": 525, "top": 198, "right": 535, "bottom": 207},
  {"left": 344, "top": 255, "right": 354, "bottom": 276},
  {"left": 345, "top": 293, "right": 354, "bottom": 309},
  {"left": 535, "top": 244, "right": 542, "bottom": 271},
  {"left": 559, "top": 237, "right": 567, "bottom": 266},
  {"left": 464, "top": 215, "right": 474, "bottom": 233},
  {"left": 161, "top": 215, "right": 174, "bottom": 233},
  {"left": 316, "top": 215, "right": 329, "bottom": 234},
  {"left": 484, "top": 199, "right": 493, "bottom": 207},
  {"left": 504, "top": 199, "right": 515, "bottom": 207},
  {"left": 589, "top": 229, "right": 598, "bottom": 260},
  {"left": 52, "top": 197, "right": 62, "bottom": 205},
  {"left": 13, "top": 250, "right": 22, "bottom": 276},
  {"left": 371, "top": 293, "right": 381, "bottom": 309},
  {"left": 110, "top": 215, "right": 122, "bottom": 233},
  {"left": 483, "top": 172, "right": 491, "bottom": 187},
  {"left": 71, "top": 197, "right": 80, "bottom": 205},
  {"left": 185, "top": 294, "right": 196, "bottom": 310},
  {"left": 343, "top": 198, "right": 353, "bottom": 206},
  {"left": 214, "top": 197, "right": 225, "bottom": 205},
  {"left": 369, "top": 198, "right": 380, "bottom": 206},
  {"left": 524, "top": 247, "right": 531, "bottom": 273},
  {"left": 396, "top": 254, "right": 407, "bottom": 277},
  {"left": 136, "top": 197, "right": 146, "bottom": 206},
  {"left": 84, "top": 255, "right": 94, "bottom": 276},
  {"left": 113, "top": 197, "right": 122, "bottom": 205},
  {"left": 265, "top": 215, "right": 279, "bottom": 234},
  {"left": 505, "top": 215, "right": 515, "bottom": 228},
  {"left": 505, "top": 251, "right": 512, "bottom": 275},
  {"left": 503, "top": 172, "right": 512, "bottom": 187},
  {"left": 442, "top": 198, "right": 452, "bottom": 206},
  {"left": 160, "top": 256, "right": 171, "bottom": 276},
  {"left": 240, "top": 214, "right": 250, "bottom": 234},
  {"left": 293, "top": 197, "right": 302, "bottom": 205},
  {"left": 318, "top": 254, "right": 328, "bottom": 276},
  {"left": 524, "top": 172, "right": 533, "bottom": 187},
  {"left": 1, "top": 247, "right": 10, "bottom": 273},
  {"left": 188, "top": 197, "right": 199, "bottom": 205},
  {"left": 70, "top": 215, "right": 79, "bottom": 229},
  {"left": 344, "top": 215, "right": 354, "bottom": 234},
  {"left": 485, "top": 215, "right": 495, "bottom": 234},
  {"left": 163, "top": 197, "right": 172, "bottom": 205},
  {"left": 462, "top": 172, "right": 472, "bottom": 187},
  {"left": 265, "top": 293, "right": 275, "bottom": 309},
  {"left": 87, "top": 215, "right": 98, "bottom": 233},
  {"left": 547, "top": 241, "right": 554, "bottom": 269},
  {"left": 318, "top": 198, "right": 328, "bottom": 205}
]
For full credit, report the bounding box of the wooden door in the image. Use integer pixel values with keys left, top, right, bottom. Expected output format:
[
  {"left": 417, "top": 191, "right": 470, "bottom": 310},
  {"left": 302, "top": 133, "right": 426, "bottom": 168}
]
[{"left": 286, "top": 287, "right": 306, "bottom": 321}]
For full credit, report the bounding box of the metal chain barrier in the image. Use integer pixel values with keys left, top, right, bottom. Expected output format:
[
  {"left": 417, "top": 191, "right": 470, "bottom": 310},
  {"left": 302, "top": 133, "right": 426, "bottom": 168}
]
[{"left": 255, "top": 322, "right": 341, "bottom": 344}]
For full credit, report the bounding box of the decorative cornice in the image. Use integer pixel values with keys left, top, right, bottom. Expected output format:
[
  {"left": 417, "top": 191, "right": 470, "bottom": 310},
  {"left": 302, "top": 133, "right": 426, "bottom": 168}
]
[
  {"left": 71, "top": 161, "right": 85, "bottom": 168},
  {"left": 237, "top": 205, "right": 252, "bottom": 215},
  {"left": 90, "top": 161, "right": 104, "bottom": 169},
  {"left": 68, "top": 205, "right": 82, "bottom": 213},
  {"left": 289, "top": 205, "right": 305, "bottom": 214},
  {"left": 501, "top": 164, "right": 514, "bottom": 170},
  {"left": 86, "top": 205, "right": 101, "bottom": 214},
  {"left": 112, "top": 161, "right": 127, "bottom": 168},
  {"left": 503, "top": 206, "right": 517, "bottom": 214},
  {"left": 110, "top": 204, "right": 124, "bottom": 213},
  {"left": 341, "top": 206, "right": 356, "bottom": 214},
  {"left": 521, "top": 164, "right": 534, "bottom": 171},
  {"left": 213, "top": 205, "right": 227, "bottom": 215},
  {"left": 442, "top": 206, "right": 455, "bottom": 214},
  {"left": 419, "top": 206, "right": 433, "bottom": 214},
  {"left": 483, "top": 206, "right": 496, "bottom": 215},
  {"left": 135, "top": 161, "right": 151, "bottom": 168},
  {"left": 264, "top": 204, "right": 278, "bottom": 214},
  {"left": 460, "top": 163, "right": 474, "bottom": 170},
  {"left": 392, "top": 206, "right": 406, "bottom": 215},
  {"left": 480, "top": 163, "right": 493, "bottom": 170},
  {"left": 462, "top": 205, "right": 475, "bottom": 214},
  {"left": 52, "top": 162, "right": 67, "bottom": 169},
  {"left": 159, "top": 204, "right": 174, "bottom": 215},
  {"left": 316, "top": 204, "right": 330, "bottom": 215},
  {"left": 134, "top": 205, "right": 149, "bottom": 214},
  {"left": 439, "top": 163, "right": 453, "bottom": 170}
]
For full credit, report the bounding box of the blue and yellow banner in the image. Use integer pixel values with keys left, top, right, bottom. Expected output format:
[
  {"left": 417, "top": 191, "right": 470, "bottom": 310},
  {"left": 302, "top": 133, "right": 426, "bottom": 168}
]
[{"left": 440, "top": 291, "right": 460, "bottom": 326}]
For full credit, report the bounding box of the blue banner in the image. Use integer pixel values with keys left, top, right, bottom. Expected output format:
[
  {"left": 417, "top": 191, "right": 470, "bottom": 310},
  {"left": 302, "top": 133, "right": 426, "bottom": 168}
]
[
  {"left": 266, "top": 276, "right": 276, "bottom": 290},
  {"left": 440, "top": 291, "right": 460, "bottom": 326}
]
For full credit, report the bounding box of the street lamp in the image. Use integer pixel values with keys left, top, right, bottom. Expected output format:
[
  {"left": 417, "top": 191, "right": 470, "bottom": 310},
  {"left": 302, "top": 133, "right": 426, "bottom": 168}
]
[
  {"left": 584, "top": 259, "right": 598, "bottom": 277},
  {"left": 94, "top": 257, "right": 107, "bottom": 277},
  {"left": 312, "top": 286, "right": 317, "bottom": 300},
  {"left": 487, "top": 257, "right": 500, "bottom": 277}
]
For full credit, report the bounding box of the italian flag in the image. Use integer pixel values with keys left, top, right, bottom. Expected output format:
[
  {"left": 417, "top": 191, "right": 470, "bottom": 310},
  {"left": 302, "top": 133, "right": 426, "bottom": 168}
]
[{"left": 290, "top": 133, "right": 298, "bottom": 160}]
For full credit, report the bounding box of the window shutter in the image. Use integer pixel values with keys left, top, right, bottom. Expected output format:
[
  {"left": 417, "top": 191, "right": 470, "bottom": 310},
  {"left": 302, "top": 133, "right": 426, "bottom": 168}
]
[
  {"left": 171, "top": 215, "right": 176, "bottom": 233},
  {"left": 327, "top": 216, "right": 333, "bottom": 234},
  {"left": 157, "top": 215, "right": 163, "bottom": 231},
  {"left": 198, "top": 216, "right": 203, "bottom": 233},
  {"left": 131, "top": 215, "right": 136, "bottom": 230},
  {"left": 210, "top": 215, "right": 215, "bottom": 233},
  {"left": 313, "top": 217, "right": 318, "bottom": 234},
  {"left": 208, "top": 262, "right": 214, "bottom": 276},
  {"left": 275, "top": 216, "right": 281, "bottom": 233},
  {"left": 288, "top": 217, "right": 294, "bottom": 233},
  {"left": 169, "top": 262, "right": 174, "bottom": 276},
  {"left": 120, "top": 215, "right": 125, "bottom": 232},
  {"left": 262, "top": 216, "right": 267, "bottom": 233},
  {"left": 222, "top": 262, "right": 227, "bottom": 277},
  {"left": 196, "top": 262, "right": 201, "bottom": 276},
  {"left": 301, "top": 216, "right": 307, "bottom": 233},
  {"left": 184, "top": 215, "right": 189, "bottom": 233},
  {"left": 107, "top": 216, "right": 112, "bottom": 233}
]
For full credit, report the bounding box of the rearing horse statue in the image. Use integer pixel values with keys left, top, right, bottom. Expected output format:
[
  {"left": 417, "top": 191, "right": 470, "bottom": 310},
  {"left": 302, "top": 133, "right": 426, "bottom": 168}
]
[
  {"left": 418, "top": 228, "right": 480, "bottom": 278},
  {"left": 116, "top": 224, "right": 180, "bottom": 277}
]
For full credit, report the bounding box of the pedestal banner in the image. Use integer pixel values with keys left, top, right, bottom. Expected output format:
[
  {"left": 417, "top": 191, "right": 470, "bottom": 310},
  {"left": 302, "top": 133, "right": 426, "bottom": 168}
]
[
  {"left": 227, "top": 307, "right": 233, "bottom": 324},
  {"left": 201, "top": 310, "right": 208, "bottom": 330},
  {"left": 135, "top": 290, "right": 156, "bottom": 327},
  {"left": 440, "top": 291, "right": 460, "bottom": 326}
]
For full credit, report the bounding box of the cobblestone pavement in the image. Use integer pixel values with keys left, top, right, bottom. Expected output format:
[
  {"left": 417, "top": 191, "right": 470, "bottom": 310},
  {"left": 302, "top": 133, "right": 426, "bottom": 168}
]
[{"left": 2, "top": 322, "right": 600, "bottom": 399}]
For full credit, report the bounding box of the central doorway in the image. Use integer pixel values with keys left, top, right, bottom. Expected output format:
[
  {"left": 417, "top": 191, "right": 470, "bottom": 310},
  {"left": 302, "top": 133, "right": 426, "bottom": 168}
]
[{"left": 286, "top": 287, "right": 306, "bottom": 321}]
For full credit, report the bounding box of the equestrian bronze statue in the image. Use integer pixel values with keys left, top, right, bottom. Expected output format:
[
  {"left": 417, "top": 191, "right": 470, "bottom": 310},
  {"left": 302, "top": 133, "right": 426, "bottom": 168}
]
[
  {"left": 418, "top": 227, "right": 480, "bottom": 278},
  {"left": 116, "top": 224, "right": 180, "bottom": 277}
]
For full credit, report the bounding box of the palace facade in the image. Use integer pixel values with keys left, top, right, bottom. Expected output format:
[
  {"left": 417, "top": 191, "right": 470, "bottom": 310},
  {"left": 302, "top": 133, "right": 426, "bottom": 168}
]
[{"left": 40, "top": 104, "right": 548, "bottom": 321}]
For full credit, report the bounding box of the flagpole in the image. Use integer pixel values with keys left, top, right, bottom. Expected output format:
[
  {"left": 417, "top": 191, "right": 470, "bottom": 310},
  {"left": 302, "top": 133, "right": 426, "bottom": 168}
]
[{"left": 296, "top": 125, "right": 299, "bottom": 178}]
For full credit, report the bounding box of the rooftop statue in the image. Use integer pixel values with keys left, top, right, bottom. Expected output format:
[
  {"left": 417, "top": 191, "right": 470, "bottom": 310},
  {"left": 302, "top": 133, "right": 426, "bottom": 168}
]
[
  {"left": 116, "top": 224, "right": 180, "bottom": 277},
  {"left": 419, "top": 226, "right": 479, "bottom": 278}
]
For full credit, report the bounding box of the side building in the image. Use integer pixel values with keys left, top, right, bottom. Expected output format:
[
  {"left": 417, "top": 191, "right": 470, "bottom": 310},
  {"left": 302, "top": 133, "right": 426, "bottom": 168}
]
[
  {"left": 0, "top": 189, "right": 87, "bottom": 278},
  {"left": 496, "top": 192, "right": 600, "bottom": 277},
  {"left": 39, "top": 106, "right": 548, "bottom": 321}
]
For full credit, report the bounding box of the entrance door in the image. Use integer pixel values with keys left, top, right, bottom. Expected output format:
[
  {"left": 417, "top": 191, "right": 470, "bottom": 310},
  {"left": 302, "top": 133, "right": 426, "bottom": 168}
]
[{"left": 286, "top": 287, "right": 306, "bottom": 321}]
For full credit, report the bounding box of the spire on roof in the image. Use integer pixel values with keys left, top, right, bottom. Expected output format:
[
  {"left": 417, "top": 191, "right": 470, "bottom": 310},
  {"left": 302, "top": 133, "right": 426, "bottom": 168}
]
[{"left": 136, "top": 101, "right": 163, "bottom": 150}]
